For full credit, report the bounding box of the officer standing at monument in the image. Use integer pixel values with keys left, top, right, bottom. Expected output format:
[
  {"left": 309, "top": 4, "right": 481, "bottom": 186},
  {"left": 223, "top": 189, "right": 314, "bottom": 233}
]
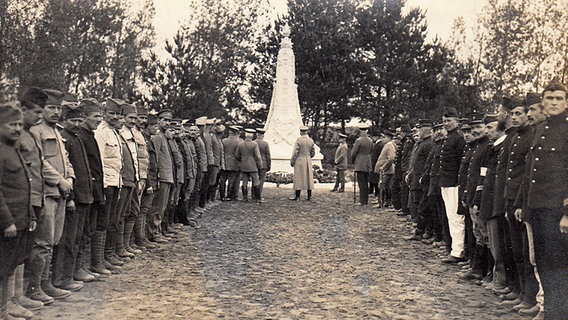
[
  {"left": 331, "top": 133, "right": 348, "bottom": 193},
  {"left": 351, "top": 124, "right": 373, "bottom": 206},
  {"left": 255, "top": 128, "right": 271, "bottom": 202},
  {"left": 288, "top": 126, "right": 315, "bottom": 201}
]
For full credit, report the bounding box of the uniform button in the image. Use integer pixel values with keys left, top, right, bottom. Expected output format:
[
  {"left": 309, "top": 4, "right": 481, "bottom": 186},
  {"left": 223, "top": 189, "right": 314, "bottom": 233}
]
[
  {"left": 532, "top": 180, "right": 536, "bottom": 183},
  {"left": 545, "top": 126, "right": 549, "bottom": 129},
  {"left": 511, "top": 152, "right": 514, "bottom": 154},
  {"left": 552, "top": 148, "right": 556, "bottom": 151},
  {"left": 541, "top": 136, "right": 545, "bottom": 139},
  {"left": 508, "top": 169, "right": 512, "bottom": 171},
  {"left": 507, "top": 177, "right": 511, "bottom": 180},
  {"left": 538, "top": 147, "right": 542, "bottom": 150},
  {"left": 535, "top": 158, "right": 539, "bottom": 161}
]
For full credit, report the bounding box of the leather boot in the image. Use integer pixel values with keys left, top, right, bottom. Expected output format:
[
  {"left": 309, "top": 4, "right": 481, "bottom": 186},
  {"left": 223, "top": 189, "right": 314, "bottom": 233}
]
[
  {"left": 25, "top": 256, "right": 53, "bottom": 305},
  {"left": 73, "top": 250, "right": 95, "bottom": 283},
  {"left": 7, "top": 269, "right": 34, "bottom": 319},
  {"left": 115, "top": 223, "right": 134, "bottom": 259},
  {"left": 307, "top": 190, "right": 312, "bottom": 200},
  {"left": 133, "top": 217, "right": 148, "bottom": 250},
  {"left": 90, "top": 231, "right": 111, "bottom": 276},
  {"left": 338, "top": 182, "right": 345, "bottom": 193},
  {"left": 104, "top": 230, "right": 124, "bottom": 266},
  {"left": 14, "top": 265, "right": 43, "bottom": 311},
  {"left": 242, "top": 186, "right": 248, "bottom": 202},
  {"left": 123, "top": 220, "right": 142, "bottom": 255},
  {"left": 289, "top": 190, "right": 301, "bottom": 201},
  {"left": 40, "top": 256, "right": 71, "bottom": 300}
]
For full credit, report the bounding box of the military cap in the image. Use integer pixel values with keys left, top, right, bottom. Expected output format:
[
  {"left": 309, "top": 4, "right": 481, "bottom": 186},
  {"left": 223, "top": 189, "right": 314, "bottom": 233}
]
[
  {"left": 214, "top": 118, "right": 222, "bottom": 124},
  {"left": 256, "top": 128, "right": 266, "bottom": 134},
  {"left": 543, "top": 82, "right": 567, "bottom": 94},
  {"left": 400, "top": 124, "right": 412, "bottom": 133},
  {"left": 171, "top": 118, "right": 182, "bottom": 125},
  {"left": 433, "top": 123, "right": 445, "bottom": 130},
  {"left": 460, "top": 123, "right": 472, "bottom": 131},
  {"left": 484, "top": 114, "right": 499, "bottom": 124},
  {"left": 63, "top": 104, "right": 84, "bottom": 120},
  {"left": 502, "top": 95, "right": 523, "bottom": 110},
  {"left": 338, "top": 133, "right": 347, "bottom": 138},
  {"left": 469, "top": 112, "right": 485, "bottom": 125},
  {"left": 524, "top": 92, "right": 541, "bottom": 107},
  {"left": 358, "top": 124, "right": 370, "bottom": 130},
  {"left": 80, "top": 98, "right": 103, "bottom": 114},
  {"left": 383, "top": 130, "right": 395, "bottom": 137},
  {"left": 45, "top": 89, "right": 65, "bottom": 106},
  {"left": 443, "top": 107, "right": 459, "bottom": 118},
  {"left": 0, "top": 101, "right": 22, "bottom": 124},
  {"left": 215, "top": 124, "right": 226, "bottom": 133},
  {"left": 234, "top": 125, "right": 243, "bottom": 130},
  {"left": 196, "top": 116, "right": 207, "bottom": 126},
  {"left": 105, "top": 98, "right": 125, "bottom": 113},
  {"left": 245, "top": 128, "right": 256, "bottom": 133},
  {"left": 20, "top": 87, "right": 47, "bottom": 108},
  {"left": 121, "top": 104, "right": 137, "bottom": 116},
  {"left": 147, "top": 114, "right": 159, "bottom": 125},
  {"left": 206, "top": 118, "right": 215, "bottom": 125},
  {"left": 228, "top": 125, "right": 240, "bottom": 132},
  {"left": 157, "top": 109, "right": 173, "bottom": 118},
  {"left": 418, "top": 119, "right": 432, "bottom": 127},
  {"left": 299, "top": 125, "right": 309, "bottom": 131},
  {"left": 62, "top": 93, "right": 78, "bottom": 106},
  {"left": 137, "top": 105, "right": 149, "bottom": 115}
]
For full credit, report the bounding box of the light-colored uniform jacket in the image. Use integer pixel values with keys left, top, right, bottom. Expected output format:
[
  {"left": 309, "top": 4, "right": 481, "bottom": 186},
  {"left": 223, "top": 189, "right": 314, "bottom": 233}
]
[
  {"left": 94, "top": 121, "right": 122, "bottom": 188},
  {"left": 31, "top": 122, "right": 75, "bottom": 197},
  {"left": 375, "top": 140, "right": 397, "bottom": 175},
  {"left": 334, "top": 142, "right": 349, "bottom": 170},
  {"left": 222, "top": 135, "right": 241, "bottom": 171},
  {"left": 351, "top": 134, "right": 373, "bottom": 172},
  {"left": 290, "top": 135, "right": 315, "bottom": 190}
]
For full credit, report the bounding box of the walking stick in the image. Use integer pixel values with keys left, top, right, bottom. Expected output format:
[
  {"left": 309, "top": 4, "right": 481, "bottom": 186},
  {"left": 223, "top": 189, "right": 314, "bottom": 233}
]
[
  {"left": 378, "top": 174, "right": 383, "bottom": 208},
  {"left": 353, "top": 171, "right": 357, "bottom": 204}
]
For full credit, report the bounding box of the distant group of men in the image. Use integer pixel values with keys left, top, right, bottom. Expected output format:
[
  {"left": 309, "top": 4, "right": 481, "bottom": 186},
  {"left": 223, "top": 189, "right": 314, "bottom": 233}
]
[
  {"left": 0, "top": 87, "right": 271, "bottom": 320},
  {"left": 345, "top": 82, "right": 568, "bottom": 320}
]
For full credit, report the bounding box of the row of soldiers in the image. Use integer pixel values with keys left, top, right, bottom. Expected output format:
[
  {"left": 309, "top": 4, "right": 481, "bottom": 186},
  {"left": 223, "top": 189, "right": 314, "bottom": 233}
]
[
  {"left": 0, "top": 87, "right": 271, "bottom": 320},
  {"left": 346, "top": 82, "right": 567, "bottom": 320}
]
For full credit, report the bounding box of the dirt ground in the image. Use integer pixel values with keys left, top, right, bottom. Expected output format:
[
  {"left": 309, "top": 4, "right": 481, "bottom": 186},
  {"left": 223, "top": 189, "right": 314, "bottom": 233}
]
[{"left": 34, "top": 184, "right": 526, "bottom": 320}]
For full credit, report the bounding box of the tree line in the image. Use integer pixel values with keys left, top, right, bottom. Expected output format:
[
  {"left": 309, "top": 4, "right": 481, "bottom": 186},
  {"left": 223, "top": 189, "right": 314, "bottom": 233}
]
[{"left": 1, "top": 0, "right": 567, "bottom": 142}]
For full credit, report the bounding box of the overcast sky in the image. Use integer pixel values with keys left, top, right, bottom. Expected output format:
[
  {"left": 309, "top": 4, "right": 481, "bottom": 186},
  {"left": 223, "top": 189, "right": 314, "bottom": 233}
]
[{"left": 147, "top": 0, "right": 485, "bottom": 48}]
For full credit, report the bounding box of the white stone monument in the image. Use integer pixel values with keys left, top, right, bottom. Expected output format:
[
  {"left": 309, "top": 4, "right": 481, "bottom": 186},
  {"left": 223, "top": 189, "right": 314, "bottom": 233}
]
[{"left": 263, "top": 24, "right": 323, "bottom": 173}]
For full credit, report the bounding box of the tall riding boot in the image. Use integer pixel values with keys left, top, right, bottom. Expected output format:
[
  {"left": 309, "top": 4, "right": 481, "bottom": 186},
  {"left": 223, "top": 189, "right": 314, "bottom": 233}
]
[
  {"left": 73, "top": 250, "right": 95, "bottom": 283},
  {"left": 90, "top": 231, "right": 111, "bottom": 276},
  {"left": 25, "top": 255, "right": 53, "bottom": 305},
  {"left": 15, "top": 264, "right": 43, "bottom": 311},
  {"left": 40, "top": 255, "right": 71, "bottom": 300},
  {"left": 251, "top": 186, "right": 259, "bottom": 203},
  {"left": 289, "top": 190, "right": 301, "bottom": 201},
  {"left": 242, "top": 186, "right": 248, "bottom": 202},
  {"left": 339, "top": 182, "right": 345, "bottom": 193},
  {"left": 104, "top": 230, "right": 124, "bottom": 267},
  {"left": 7, "top": 269, "right": 34, "bottom": 319},
  {"left": 307, "top": 190, "right": 312, "bottom": 200},
  {"left": 116, "top": 222, "right": 134, "bottom": 259},
  {"left": 123, "top": 220, "right": 141, "bottom": 255}
]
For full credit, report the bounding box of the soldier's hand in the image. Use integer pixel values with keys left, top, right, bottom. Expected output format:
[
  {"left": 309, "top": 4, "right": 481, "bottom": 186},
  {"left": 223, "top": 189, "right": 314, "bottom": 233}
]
[
  {"left": 58, "top": 179, "right": 72, "bottom": 196},
  {"left": 147, "top": 186, "right": 154, "bottom": 194},
  {"left": 29, "top": 221, "right": 37, "bottom": 232},
  {"left": 472, "top": 205, "right": 479, "bottom": 215},
  {"left": 514, "top": 208, "right": 523, "bottom": 222},
  {"left": 67, "top": 200, "right": 76, "bottom": 212},
  {"left": 560, "top": 215, "right": 568, "bottom": 233},
  {"left": 4, "top": 224, "right": 17, "bottom": 238}
]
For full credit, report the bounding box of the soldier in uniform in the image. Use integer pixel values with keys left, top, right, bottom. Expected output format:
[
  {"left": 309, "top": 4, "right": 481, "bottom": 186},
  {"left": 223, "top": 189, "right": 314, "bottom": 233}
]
[
  {"left": 369, "top": 134, "right": 384, "bottom": 197},
  {"left": 221, "top": 126, "right": 242, "bottom": 201},
  {"left": 236, "top": 129, "right": 263, "bottom": 202},
  {"left": 351, "top": 124, "right": 373, "bottom": 206},
  {"left": 439, "top": 107, "right": 467, "bottom": 263},
  {"left": 255, "top": 128, "right": 271, "bottom": 202},
  {"left": 331, "top": 133, "right": 348, "bottom": 193},
  {"left": 374, "top": 131, "right": 397, "bottom": 208},
  {"left": 518, "top": 83, "right": 568, "bottom": 319},
  {"left": 289, "top": 126, "right": 315, "bottom": 201},
  {"left": 0, "top": 103, "right": 35, "bottom": 320},
  {"left": 28, "top": 89, "right": 75, "bottom": 300},
  {"left": 139, "top": 115, "right": 160, "bottom": 245},
  {"left": 397, "top": 125, "right": 415, "bottom": 216},
  {"left": 209, "top": 120, "right": 225, "bottom": 203}
]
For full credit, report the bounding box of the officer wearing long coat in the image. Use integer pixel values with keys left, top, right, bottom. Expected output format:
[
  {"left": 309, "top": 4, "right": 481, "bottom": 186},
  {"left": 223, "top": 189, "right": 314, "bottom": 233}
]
[
  {"left": 289, "top": 126, "right": 315, "bottom": 201},
  {"left": 351, "top": 124, "right": 373, "bottom": 206},
  {"left": 236, "top": 129, "right": 263, "bottom": 202}
]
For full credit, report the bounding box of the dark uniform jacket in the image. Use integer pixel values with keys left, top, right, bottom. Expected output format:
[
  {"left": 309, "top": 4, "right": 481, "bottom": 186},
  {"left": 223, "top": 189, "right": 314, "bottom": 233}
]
[
  {"left": 16, "top": 129, "right": 44, "bottom": 208},
  {"left": 439, "top": 128, "right": 466, "bottom": 187},
  {"left": 410, "top": 136, "right": 434, "bottom": 191},
  {"left": 493, "top": 128, "right": 515, "bottom": 215},
  {"left": 222, "top": 135, "right": 241, "bottom": 172},
  {"left": 236, "top": 139, "right": 262, "bottom": 173},
  {"left": 526, "top": 112, "right": 568, "bottom": 210},
  {"left": 142, "top": 130, "right": 159, "bottom": 191},
  {"left": 476, "top": 135, "right": 507, "bottom": 219},
  {"left": 152, "top": 132, "right": 174, "bottom": 184},
  {"left": 119, "top": 132, "right": 137, "bottom": 188},
  {"left": 0, "top": 140, "right": 33, "bottom": 231},
  {"left": 77, "top": 127, "right": 104, "bottom": 202},
  {"left": 428, "top": 140, "right": 444, "bottom": 197},
  {"left": 61, "top": 129, "right": 93, "bottom": 204},
  {"left": 505, "top": 125, "right": 533, "bottom": 202},
  {"left": 400, "top": 138, "right": 414, "bottom": 175},
  {"left": 465, "top": 136, "right": 490, "bottom": 207},
  {"left": 370, "top": 141, "right": 384, "bottom": 183},
  {"left": 458, "top": 141, "right": 475, "bottom": 206}
]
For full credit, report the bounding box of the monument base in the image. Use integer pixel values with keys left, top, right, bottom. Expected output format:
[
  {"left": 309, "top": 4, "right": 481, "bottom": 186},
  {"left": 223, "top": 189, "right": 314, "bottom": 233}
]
[{"left": 269, "top": 158, "right": 323, "bottom": 174}]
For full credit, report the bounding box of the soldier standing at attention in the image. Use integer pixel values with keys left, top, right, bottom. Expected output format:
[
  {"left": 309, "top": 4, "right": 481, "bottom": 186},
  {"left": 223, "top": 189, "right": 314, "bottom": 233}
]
[
  {"left": 331, "top": 133, "right": 348, "bottom": 193},
  {"left": 221, "top": 126, "right": 242, "bottom": 201},
  {"left": 351, "top": 124, "right": 373, "bottom": 206},
  {"left": 255, "top": 128, "right": 271, "bottom": 202},
  {"left": 289, "top": 126, "right": 315, "bottom": 201},
  {"left": 439, "top": 107, "right": 467, "bottom": 264},
  {"left": 236, "top": 129, "right": 263, "bottom": 202}
]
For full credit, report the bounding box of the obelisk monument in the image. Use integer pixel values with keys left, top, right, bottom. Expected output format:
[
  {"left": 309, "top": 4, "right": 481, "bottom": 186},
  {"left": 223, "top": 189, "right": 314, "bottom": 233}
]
[{"left": 263, "top": 24, "right": 323, "bottom": 173}]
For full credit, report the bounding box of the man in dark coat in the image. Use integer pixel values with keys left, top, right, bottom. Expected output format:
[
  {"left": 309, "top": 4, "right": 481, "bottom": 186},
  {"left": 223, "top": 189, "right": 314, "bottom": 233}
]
[
  {"left": 439, "top": 107, "right": 467, "bottom": 263},
  {"left": 255, "top": 128, "right": 271, "bottom": 202},
  {"left": 236, "top": 129, "right": 263, "bottom": 202},
  {"left": 221, "top": 126, "right": 242, "bottom": 201}
]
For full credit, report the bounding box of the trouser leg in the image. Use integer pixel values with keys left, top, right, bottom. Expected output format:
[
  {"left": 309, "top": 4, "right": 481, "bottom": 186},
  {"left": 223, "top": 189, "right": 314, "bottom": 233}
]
[{"left": 441, "top": 187, "right": 465, "bottom": 258}]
